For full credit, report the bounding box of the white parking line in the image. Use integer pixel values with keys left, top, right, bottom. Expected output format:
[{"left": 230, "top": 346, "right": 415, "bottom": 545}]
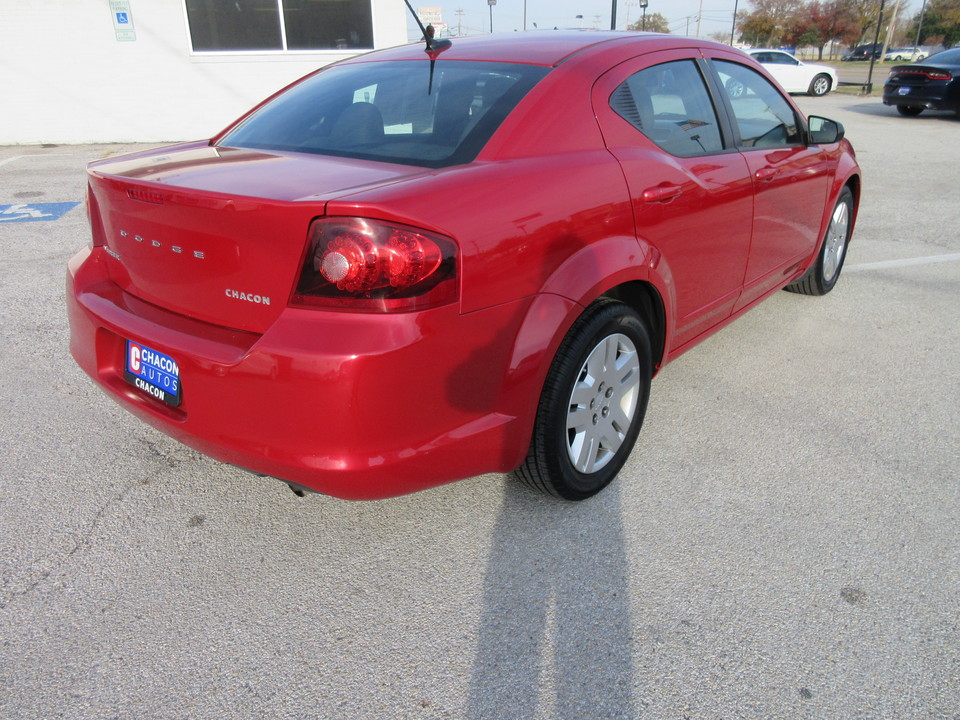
[
  {"left": 0, "top": 153, "right": 72, "bottom": 168},
  {"left": 845, "top": 253, "right": 960, "bottom": 273}
]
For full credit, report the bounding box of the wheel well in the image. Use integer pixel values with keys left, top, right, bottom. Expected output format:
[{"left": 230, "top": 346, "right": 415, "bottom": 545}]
[
  {"left": 845, "top": 176, "right": 861, "bottom": 231},
  {"left": 600, "top": 282, "right": 666, "bottom": 369}
]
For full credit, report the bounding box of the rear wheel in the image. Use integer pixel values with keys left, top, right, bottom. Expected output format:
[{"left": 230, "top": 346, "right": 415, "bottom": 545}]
[
  {"left": 785, "top": 187, "right": 853, "bottom": 296},
  {"left": 725, "top": 77, "right": 745, "bottom": 98},
  {"left": 516, "top": 300, "right": 652, "bottom": 500},
  {"left": 897, "top": 105, "right": 924, "bottom": 116},
  {"left": 808, "top": 74, "right": 832, "bottom": 96}
]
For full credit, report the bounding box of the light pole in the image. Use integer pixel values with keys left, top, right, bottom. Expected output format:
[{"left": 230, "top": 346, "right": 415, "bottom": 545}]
[
  {"left": 488, "top": 0, "right": 495, "bottom": 33},
  {"left": 639, "top": 0, "right": 648, "bottom": 30},
  {"left": 611, "top": 0, "right": 617, "bottom": 30}
]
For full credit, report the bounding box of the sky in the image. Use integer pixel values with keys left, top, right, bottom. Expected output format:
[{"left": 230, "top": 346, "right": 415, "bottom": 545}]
[{"left": 406, "top": 0, "right": 925, "bottom": 40}]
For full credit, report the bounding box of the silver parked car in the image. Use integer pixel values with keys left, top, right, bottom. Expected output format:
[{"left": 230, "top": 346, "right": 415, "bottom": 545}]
[{"left": 884, "top": 47, "right": 928, "bottom": 62}]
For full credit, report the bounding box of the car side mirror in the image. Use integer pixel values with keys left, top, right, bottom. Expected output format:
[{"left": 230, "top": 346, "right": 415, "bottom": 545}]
[{"left": 808, "top": 115, "right": 844, "bottom": 144}]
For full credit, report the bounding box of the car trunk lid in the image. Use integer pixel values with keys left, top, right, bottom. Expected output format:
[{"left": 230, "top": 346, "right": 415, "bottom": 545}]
[{"left": 87, "top": 143, "right": 426, "bottom": 333}]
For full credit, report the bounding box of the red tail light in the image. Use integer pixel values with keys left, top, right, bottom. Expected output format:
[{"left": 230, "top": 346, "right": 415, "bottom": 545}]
[
  {"left": 292, "top": 218, "right": 458, "bottom": 312},
  {"left": 893, "top": 68, "right": 952, "bottom": 81}
]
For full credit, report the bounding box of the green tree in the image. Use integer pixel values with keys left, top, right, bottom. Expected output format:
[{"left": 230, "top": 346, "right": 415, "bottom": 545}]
[
  {"left": 912, "top": 0, "right": 960, "bottom": 47},
  {"left": 627, "top": 12, "right": 670, "bottom": 33}
]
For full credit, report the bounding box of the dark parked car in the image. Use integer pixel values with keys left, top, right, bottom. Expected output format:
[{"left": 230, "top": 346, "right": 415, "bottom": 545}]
[
  {"left": 883, "top": 47, "right": 960, "bottom": 116},
  {"left": 842, "top": 43, "right": 883, "bottom": 61},
  {"left": 67, "top": 32, "right": 861, "bottom": 501}
]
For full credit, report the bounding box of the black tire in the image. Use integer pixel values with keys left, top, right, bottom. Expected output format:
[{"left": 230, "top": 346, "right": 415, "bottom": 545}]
[
  {"left": 785, "top": 187, "right": 854, "bottom": 296},
  {"left": 897, "top": 105, "right": 924, "bottom": 116},
  {"left": 808, "top": 74, "right": 832, "bottom": 96},
  {"left": 515, "top": 300, "right": 652, "bottom": 500}
]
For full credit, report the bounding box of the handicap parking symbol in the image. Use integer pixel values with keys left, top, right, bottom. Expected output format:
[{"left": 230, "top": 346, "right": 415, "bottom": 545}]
[
  {"left": 0, "top": 202, "right": 82, "bottom": 223},
  {"left": 116, "top": 12, "right": 129, "bottom": 24}
]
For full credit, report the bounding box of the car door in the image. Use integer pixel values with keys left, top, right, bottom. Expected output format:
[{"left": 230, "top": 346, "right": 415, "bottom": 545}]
[
  {"left": 593, "top": 51, "right": 754, "bottom": 351},
  {"left": 707, "top": 55, "right": 831, "bottom": 310}
]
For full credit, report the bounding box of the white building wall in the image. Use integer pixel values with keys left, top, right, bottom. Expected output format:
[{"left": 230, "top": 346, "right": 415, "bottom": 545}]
[{"left": 0, "top": 0, "right": 408, "bottom": 145}]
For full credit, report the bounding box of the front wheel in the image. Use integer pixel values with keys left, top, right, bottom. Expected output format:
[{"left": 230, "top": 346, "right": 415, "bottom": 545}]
[
  {"left": 808, "top": 74, "right": 832, "bottom": 96},
  {"left": 897, "top": 105, "right": 924, "bottom": 116},
  {"left": 515, "top": 300, "right": 652, "bottom": 500},
  {"left": 785, "top": 187, "right": 853, "bottom": 296}
]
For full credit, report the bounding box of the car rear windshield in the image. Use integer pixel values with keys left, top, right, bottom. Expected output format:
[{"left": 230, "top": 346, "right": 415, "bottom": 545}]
[{"left": 218, "top": 60, "right": 550, "bottom": 168}]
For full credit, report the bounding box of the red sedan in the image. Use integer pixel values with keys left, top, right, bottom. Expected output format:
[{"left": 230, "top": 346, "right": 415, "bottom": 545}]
[{"left": 67, "top": 33, "right": 860, "bottom": 500}]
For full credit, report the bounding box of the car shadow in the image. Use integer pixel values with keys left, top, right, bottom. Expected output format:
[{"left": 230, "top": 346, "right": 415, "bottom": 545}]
[
  {"left": 465, "top": 481, "right": 637, "bottom": 720},
  {"left": 843, "top": 101, "right": 960, "bottom": 120}
]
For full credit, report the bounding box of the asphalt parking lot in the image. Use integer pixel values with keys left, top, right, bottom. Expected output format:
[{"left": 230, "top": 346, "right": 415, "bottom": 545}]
[{"left": 1, "top": 93, "right": 958, "bottom": 720}]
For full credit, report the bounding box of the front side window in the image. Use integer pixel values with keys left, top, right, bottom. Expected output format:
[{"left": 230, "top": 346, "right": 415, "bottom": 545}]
[
  {"left": 610, "top": 60, "right": 724, "bottom": 158},
  {"left": 219, "top": 60, "right": 550, "bottom": 167},
  {"left": 185, "top": 0, "right": 373, "bottom": 52},
  {"left": 714, "top": 60, "right": 801, "bottom": 148}
]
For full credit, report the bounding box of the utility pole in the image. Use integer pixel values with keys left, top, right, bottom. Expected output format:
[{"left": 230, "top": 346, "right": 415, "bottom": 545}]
[
  {"left": 455, "top": 8, "right": 464, "bottom": 36},
  {"left": 696, "top": 0, "right": 704, "bottom": 37},
  {"left": 730, "top": 0, "right": 739, "bottom": 45},
  {"left": 880, "top": 0, "right": 902, "bottom": 60},
  {"left": 610, "top": 0, "right": 617, "bottom": 30},
  {"left": 913, "top": 0, "right": 928, "bottom": 49},
  {"left": 865, "top": 0, "right": 886, "bottom": 93}
]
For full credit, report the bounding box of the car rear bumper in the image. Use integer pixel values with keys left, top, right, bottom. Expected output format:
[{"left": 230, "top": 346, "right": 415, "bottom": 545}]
[
  {"left": 67, "top": 247, "right": 553, "bottom": 499},
  {"left": 883, "top": 85, "right": 955, "bottom": 111}
]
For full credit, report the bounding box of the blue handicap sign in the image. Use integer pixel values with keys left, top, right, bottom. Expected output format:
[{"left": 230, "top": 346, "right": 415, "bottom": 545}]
[
  {"left": 0, "top": 202, "right": 82, "bottom": 223},
  {"left": 116, "top": 12, "right": 129, "bottom": 24}
]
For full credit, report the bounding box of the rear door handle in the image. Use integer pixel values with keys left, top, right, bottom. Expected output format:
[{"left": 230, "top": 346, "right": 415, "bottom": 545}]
[
  {"left": 642, "top": 183, "right": 683, "bottom": 203},
  {"left": 755, "top": 166, "right": 780, "bottom": 181}
]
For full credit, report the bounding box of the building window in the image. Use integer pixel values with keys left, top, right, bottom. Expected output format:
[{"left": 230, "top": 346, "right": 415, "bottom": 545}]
[{"left": 185, "top": 0, "right": 374, "bottom": 53}]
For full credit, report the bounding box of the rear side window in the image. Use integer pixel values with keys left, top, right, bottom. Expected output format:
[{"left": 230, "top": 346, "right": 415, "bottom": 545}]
[
  {"left": 610, "top": 60, "right": 724, "bottom": 158},
  {"left": 929, "top": 47, "right": 960, "bottom": 63},
  {"left": 219, "top": 60, "right": 549, "bottom": 168},
  {"left": 714, "top": 60, "right": 802, "bottom": 148}
]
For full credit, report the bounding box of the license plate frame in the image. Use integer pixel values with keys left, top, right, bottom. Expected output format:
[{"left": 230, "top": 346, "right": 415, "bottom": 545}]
[
  {"left": 898, "top": 86, "right": 911, "bottom": 95},
  {"left": 123, "top": 340, "right": 182, "bottom": 407}
]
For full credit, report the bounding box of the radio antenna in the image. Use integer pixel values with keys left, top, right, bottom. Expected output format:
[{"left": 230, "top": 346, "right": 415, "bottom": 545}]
[{"left": 401, "top": 0, "right": 452, "bottom": 93}]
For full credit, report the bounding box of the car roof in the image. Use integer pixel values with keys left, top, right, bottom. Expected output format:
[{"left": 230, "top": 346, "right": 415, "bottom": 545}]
[{"left": 343, "top": 31, "right": 690, "bottom": 68}]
